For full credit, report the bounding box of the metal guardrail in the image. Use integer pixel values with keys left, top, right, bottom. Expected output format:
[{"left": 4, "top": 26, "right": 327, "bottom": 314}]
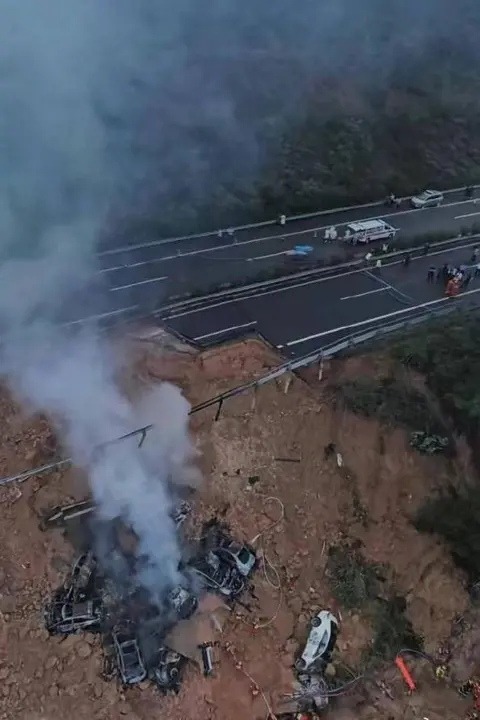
[
  {"left": 99, "top": 183, "right": 480, "bottom": 255},
  {"left": 157, "top": 231, "right": 480, "bottom": 318},
  {"left": 0, "top": 287, "right": 478, "bottom": 489}
]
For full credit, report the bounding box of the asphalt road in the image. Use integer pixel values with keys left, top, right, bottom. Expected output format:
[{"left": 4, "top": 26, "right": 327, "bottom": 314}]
[
  {"left": 97, "top": 187, "right": 480, "bottom": 306},
  {"left": 164, "top": 239, "right": 480, "bottom": 356}
]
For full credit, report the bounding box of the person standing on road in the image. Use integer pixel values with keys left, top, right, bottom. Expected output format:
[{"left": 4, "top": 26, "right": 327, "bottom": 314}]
[
  {"left": 475, "top": 262, "right": 480, "bottom": 278},
  {"left": 427, "top": 266, "right": 435, "bottom": 283},
  {"left": 278, "top": 214, "right": 286, "bottom": 226},
  {"left": 403, "top": 253, "right": 411, "bottom": 268},
  {"left": 423, "top": 242, "right": 430, "bottom": 255},
  {"left": 365, "top": 251, "right": 373, "bottom": 264},
  {"left": 375, "top": 258, "right": 382, "bottom": 271},
  {"left": 463, "top": 272, "right": 472, "bottom": 288}
]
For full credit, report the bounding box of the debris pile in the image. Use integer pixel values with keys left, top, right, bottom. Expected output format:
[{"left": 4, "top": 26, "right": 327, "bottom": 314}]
[{"left": 42, "top": 501, "right": 257, "bottom": 695}]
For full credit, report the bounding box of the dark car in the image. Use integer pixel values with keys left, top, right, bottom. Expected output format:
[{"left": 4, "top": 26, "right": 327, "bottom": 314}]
[
  {"left": 151, "top": 646, "right": 186, "bottom": 693},
  {"left": 112, "top": 627, "right": 147, "bottom": 685},
  {"left": 44, "top": 597, "right": 103, "bottom": 635}
]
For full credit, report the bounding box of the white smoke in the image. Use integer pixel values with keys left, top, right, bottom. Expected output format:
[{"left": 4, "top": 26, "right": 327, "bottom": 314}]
[{"left": 0, "top": 0, "right": 197, "bottom": 597}]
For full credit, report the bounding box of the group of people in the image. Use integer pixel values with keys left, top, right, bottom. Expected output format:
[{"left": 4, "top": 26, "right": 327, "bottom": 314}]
[{"left": 418, "top": 246, "right": 480, "bottom": 296}]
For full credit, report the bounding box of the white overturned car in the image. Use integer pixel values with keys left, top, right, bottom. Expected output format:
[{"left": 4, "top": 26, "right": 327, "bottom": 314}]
[{"left": 295, "top": 610, "right": 339, "bottom": 672}]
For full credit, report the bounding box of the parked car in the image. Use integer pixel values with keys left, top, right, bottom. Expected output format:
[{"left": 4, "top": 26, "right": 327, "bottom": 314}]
[
  {"left": 294, "top": 611, "right": 339, "bottom": 672},
  {"left": 112, "top": 626, "right": 147, "bottom": 685},
  {"left": 410, "top": 189, "right": 444, "bottom": 208},
  {"left": 151, "top": 646, "right": 186, "bottom": 693},
  {"left": 44, "top": 596, "right": 103, "bottom": 635}
]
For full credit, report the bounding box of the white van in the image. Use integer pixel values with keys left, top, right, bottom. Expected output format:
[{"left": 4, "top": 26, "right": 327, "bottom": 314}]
[{"left": 345, "top": 218, "right": 397, "bottom": 244}]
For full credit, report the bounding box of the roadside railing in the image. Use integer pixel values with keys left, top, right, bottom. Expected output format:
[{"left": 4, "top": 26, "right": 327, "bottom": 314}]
[{"left": 1, "top": 283, "right": 478, "bottom": 489}]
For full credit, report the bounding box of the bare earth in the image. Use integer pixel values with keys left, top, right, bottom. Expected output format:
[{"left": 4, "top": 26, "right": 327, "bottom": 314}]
[{"left": 0, "top": 330, "right": 478, "bottom": 720}]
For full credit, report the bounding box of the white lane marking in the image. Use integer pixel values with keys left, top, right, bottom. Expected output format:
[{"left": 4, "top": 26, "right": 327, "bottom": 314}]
[
  {"left": 100, "top": 198, "right": 475, "bottom": 265},
  {"left": 165, "top": 238, "right": 479, "bottom": 320},
  {"left": 455, "top": 211, "right": 480, "bottom": 219},
  {"left": 340, "top": 287, "right": 387, "bottom": 301},
  {"left": 247, "top": 250, "right": 289, "bottom": 261},
  {"left": 109, "top": 276, "right": 168, "bottom": 292},
  {"left": 194, "top": 321, "right": 257, "bottom": 341},
  {"left": 281, "top": 287, "right": 480, "bottom": 348},
  {"left": 63, "top": 305, "right": 138, "bottom": 327}
]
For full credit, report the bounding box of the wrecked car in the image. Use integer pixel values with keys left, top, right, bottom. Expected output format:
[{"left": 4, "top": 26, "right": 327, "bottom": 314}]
[
  {"left": 68, "top": 551, "right": 98, "bottom": 601},
  {"left": 190, "top": 550, "right": 245, "bottom": 598},
  {"left": 150, "top": 646, "right": 186, "bottom": 693},
  {"left": 294, "top": 611, "right": 339, "bottom": 672},
  {"left": 216, "top": 539, "right": 256, "bottom": 577},
  {"left": 45, "top": 596, "right": 103, "bottom": 635},
  {"left": 167, "top": 585, "right": 198, "bottom": 620},
  {"left": 112, "top": 626, "right": 147, "bottom": 685}
]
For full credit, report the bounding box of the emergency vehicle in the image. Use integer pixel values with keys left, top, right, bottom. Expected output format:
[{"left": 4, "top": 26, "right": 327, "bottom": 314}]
[{"left": 345, "top": 218, "right": 397, "bottom": 245}]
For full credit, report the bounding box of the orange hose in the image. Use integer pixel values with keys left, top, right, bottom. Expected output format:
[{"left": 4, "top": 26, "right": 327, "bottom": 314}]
[{"left": 395, "top": 656, "right": 416, "bottom": 691}]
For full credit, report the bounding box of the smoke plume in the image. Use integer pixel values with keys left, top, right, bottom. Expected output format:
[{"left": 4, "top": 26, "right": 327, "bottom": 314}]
[{"left": 0, "top": 0, "right": 479, "bottom": 595}]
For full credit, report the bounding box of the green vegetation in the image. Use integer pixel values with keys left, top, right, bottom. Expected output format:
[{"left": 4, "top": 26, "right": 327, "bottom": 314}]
[
  {"left": 367, "top": 597, "right": 423, "bottom": 668},
  {"left": 391, "top": 314, "right": 480, "bottom": 586},
  {"left": 415, "top": 487, "right": 480, "bottom": 586},
  {"left": 391, "top": 314, "right": 480, "bottom": 440},
  {"left": 333, "top": 375, "right": 447, "bottom": 438},
  {"left": 327, "top": 543, "right": 423, "bottom": 665},
  {"left": 327, "top": 544, "right": 384, "bottom": 611}
]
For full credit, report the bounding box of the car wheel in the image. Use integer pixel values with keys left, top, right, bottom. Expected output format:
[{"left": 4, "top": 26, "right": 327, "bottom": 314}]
[
  {"left": 294, "top": 658, "right": 307, "bottom": 671},
  {"left": 311, "top": 616, "right": 321, "bottom": 627}
]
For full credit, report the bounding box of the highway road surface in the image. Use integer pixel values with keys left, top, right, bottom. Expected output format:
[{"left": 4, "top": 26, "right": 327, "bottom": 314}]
[
  {"left": 163, "top": 239, "right": 480, "bottom": 356},
  {"left": 97, "top": 187, "right": 480, "bottom": 305}
]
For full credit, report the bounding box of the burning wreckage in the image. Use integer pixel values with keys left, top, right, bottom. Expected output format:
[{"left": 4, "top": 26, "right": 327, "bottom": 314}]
[{"left": 42, "top": 500, "right": 257, "bottom": 692}]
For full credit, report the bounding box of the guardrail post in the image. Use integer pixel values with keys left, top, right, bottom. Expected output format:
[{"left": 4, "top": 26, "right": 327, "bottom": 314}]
[
  {"left": 284, "top": 372, "right": 293, "bottom": 394},
  {"left": 250, "top": 385, "right": 258, "bottom": 412},
  {"left": 214, "top": 398, "right": 224, "bottom": 422},
  {"left": 318, "top": 355, "right": 325, "bottom": 381}
]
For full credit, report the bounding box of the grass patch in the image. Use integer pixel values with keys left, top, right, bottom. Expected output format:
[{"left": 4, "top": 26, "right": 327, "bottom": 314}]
[
  {"left": 333, "top": 375, "right": 447, "bottom": 436},
  {"left": 327, "top": 544, "right": 384, "bottom": 610},
  {"left": 363, "top": 596, "right": 423, "bottom": 669},
  {"left": 415, "top": 486, "right": 480, "bottom": 587}
]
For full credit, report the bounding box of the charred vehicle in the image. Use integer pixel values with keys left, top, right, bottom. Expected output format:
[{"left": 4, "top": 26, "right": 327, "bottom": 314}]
[
  {"left": 190, "top": 549, "right": 246, "bottom": 598},
  {"left": 111, "top": 625, "right": 147, "bottom": 685},
  {"left": 44, "top": 594, "right": 103, "bottom": 635},
  {"left": 150, "top": 646, "right": 186, "bottom": 693}
]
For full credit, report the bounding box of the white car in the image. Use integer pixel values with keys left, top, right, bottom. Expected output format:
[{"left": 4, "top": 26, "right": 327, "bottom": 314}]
[
  {"left": 294, "top": 610, "right": 339, "bottom": 672},
  {"left": 410, "top": 189, "right": 444, "bottom": 208}
]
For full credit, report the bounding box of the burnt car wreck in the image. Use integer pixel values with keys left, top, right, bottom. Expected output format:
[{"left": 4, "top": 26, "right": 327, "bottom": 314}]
[{"left": 43, "top": 508, "right": 256, "bottom": 695}]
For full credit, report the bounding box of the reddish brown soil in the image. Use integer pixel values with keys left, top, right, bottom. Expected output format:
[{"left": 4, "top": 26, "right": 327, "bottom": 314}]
[{"left": 0, "top": 332, "right": 477, "bottom": 720}]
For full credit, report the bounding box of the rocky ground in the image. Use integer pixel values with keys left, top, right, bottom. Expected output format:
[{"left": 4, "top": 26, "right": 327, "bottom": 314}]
[{"left": 0, "top": 330, "right": 478, "bottom": 719}]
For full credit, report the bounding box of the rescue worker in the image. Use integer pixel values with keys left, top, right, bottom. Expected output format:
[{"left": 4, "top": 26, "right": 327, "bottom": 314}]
[
  {"left": 278, "top": 214, "right": 286, "bottom": 226},
  {"left": 375, "top": 258, "right": 382, "bottom": 270},
  {"left": 427, "top": 266, "right": 435, "bottom": 283},
  {"left": 365, "top": 251, "right": 373, "bottom": 263}
]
